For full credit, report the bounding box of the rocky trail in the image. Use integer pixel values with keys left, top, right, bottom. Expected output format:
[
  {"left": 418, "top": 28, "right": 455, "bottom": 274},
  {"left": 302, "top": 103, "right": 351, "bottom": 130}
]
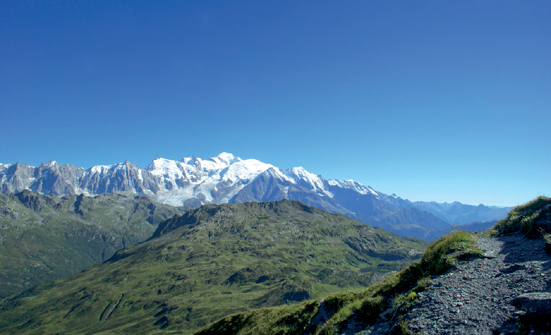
[{"left": 360, "top": 232, "right": 551, "bottom": 335}]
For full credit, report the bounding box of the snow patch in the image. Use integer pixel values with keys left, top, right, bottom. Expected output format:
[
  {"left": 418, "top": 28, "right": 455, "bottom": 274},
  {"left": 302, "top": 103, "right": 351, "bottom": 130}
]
[
  {"left": 89, "top": 165, "right": 114, "bottom": 174},
  {"left": 0, "top": 164, "right": 12, "bottom": 171},
  {"left": 285, "top": 167, "right": 334, "bottom": 197},
  {"left": 327, "top": 179, "right": 378, "bottom": 196}
]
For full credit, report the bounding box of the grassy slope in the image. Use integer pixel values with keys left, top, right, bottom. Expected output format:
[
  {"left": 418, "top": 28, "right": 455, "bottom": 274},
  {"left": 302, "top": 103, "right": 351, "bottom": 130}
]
[
  {"left": 0, "top": 200, "right": 428, "bottom": 335},
  {"left": 491, "top": 196, "right": 551, "bottom": 238},
  {"left": 197, "top": 196, "right": 551, "bottom": 335},
  {"left": 0, "top": 190, "right": 187, "bottom": 298},
  {"left": 195, "top": 230, "right": 481, "bottom": 335}
]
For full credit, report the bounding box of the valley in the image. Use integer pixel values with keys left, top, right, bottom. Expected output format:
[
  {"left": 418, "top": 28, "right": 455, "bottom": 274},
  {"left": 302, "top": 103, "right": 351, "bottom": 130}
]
[
  {"left": 0, "top": 190, "right": 187, "bottom": 298},
  {"left": 0, "top": 200, "right": 428, "bottom": 334}
]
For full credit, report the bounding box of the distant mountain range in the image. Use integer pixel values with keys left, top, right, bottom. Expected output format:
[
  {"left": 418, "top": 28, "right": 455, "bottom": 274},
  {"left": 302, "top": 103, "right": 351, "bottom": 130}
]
[{"left": 0, "top": 153, "right": 512, "bottom": 239}]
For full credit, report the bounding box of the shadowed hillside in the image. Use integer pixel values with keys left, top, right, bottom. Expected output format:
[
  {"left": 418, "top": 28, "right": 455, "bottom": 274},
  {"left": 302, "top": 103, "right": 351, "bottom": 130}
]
[{"left": 0, "top": 190, "right": 187, "bottom": 298}]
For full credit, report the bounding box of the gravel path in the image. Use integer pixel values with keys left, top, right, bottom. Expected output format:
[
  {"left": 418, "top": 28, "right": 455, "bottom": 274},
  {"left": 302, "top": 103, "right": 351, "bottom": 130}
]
[{"left": 360, "top": 233, "right": 551, "bottom": 335}]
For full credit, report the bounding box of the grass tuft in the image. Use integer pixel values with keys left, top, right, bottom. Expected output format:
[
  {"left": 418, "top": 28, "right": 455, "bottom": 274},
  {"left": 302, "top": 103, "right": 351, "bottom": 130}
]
[
  {"left": 393, "top": 291, "right": 417, "bottom": 314},
  {"left": 397, "top": 318, "right": 414, "bottom": 335}
]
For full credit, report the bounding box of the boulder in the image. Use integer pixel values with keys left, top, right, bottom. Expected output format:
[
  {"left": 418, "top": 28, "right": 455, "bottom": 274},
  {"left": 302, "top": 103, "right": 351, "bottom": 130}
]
[{"left": 512, "top": 292, "right": 551, "bottom": 315}]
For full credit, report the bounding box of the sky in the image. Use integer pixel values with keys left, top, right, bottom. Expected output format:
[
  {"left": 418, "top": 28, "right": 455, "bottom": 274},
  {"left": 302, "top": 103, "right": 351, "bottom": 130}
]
[{"left": 1, "top": 1, "right": 549, "bottom": 207}]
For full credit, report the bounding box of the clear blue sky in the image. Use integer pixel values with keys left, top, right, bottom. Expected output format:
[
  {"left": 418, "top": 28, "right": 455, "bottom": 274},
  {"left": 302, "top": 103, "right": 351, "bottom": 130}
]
[{"left": 1, "top": 1, "right": 549, "bottom": 206}]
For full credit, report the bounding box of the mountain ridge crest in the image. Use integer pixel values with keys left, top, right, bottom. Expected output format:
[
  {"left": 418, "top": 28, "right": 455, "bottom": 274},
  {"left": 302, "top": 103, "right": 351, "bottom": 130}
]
[{"left": 0, "top": 153, "right": 513, "bottom": 240}]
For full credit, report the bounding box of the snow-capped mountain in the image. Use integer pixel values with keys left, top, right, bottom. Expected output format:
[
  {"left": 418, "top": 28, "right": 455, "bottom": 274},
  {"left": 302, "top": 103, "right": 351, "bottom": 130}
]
[
  {"left": 144, "top": 153, "right": 275, "bottom": 206},
  {"left": 0, "top": 153, "right": 512, "bottom": 240}
]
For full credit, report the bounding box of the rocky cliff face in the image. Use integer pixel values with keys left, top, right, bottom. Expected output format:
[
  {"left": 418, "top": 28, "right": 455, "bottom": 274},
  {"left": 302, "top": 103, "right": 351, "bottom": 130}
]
[
  {"left": 0, "top": 161, "right": 163, "bottom": 197},
  {"left": 0, "top": 162, "right": 85, "bottom": 195}
]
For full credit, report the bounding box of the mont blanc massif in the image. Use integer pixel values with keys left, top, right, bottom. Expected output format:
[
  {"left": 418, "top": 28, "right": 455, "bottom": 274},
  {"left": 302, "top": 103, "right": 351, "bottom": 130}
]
[
  {"left": 0, "top": 152, "right": 509, "bottom": 240},
  {"left": 1, "top": 153, "right": 549, "bottom": 335}
]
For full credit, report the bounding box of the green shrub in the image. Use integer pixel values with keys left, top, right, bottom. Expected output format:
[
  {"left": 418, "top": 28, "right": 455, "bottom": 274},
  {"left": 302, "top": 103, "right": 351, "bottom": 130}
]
[
  {"left": 520, "top": 197, "right": 550, "bottom": 213},
  {"left": 393, "top": 291, "right": 417, "bottom": 313},
  {"left": 520, "top": 213, "right": 539, "bottom": 236},
  {"left": 357, "top": 296, "right": 385, "bottom": 323}
]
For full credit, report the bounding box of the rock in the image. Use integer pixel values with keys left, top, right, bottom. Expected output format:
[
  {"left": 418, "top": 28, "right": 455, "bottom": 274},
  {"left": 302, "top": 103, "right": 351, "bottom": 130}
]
[
  {"left": 512, "top": 292, "right": 551, "bottom": 315},
  {"left": 482, "top": 251, "right": 497, "bottom": 258}
]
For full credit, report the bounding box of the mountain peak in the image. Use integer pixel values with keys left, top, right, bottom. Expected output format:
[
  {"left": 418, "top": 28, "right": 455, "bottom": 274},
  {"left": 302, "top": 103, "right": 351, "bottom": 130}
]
[
  {"left": 287, "top": 166, "right": 321, "bottom": 181},
  {"left": 327, "top": 179, "right": 378, "bottom": 196},
  {"left": 180, "top": 155, "right": 200, "bottom": 165},
  {"left": 286, "top": 166, "right": 328, "bottom": 194},
  {"left": 147, "top": 157, "right": 172, "bottom": 167},
  {"left": 205, "top": 152, "right": 242, "bottom": 168},
  {"left": 213, "top": 152, "right": 240, "bottom": 163},
  {"left": 37, "top": 161, "right": 51, "bottom": 168},
  {"left": 289, "top": 166, "right": 307, "bottom": 172}
]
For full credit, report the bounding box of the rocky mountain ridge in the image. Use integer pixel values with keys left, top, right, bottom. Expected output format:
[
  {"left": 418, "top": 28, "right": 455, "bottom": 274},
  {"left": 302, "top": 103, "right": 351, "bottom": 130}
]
[{"left": 0, "top": 153, "right": 512, "bottom": 240}]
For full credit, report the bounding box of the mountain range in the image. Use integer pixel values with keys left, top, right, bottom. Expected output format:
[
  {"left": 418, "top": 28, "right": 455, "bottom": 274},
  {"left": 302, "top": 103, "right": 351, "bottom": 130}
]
[{"left": 0, "top": 153, "right": 512, "bottom": 240}]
